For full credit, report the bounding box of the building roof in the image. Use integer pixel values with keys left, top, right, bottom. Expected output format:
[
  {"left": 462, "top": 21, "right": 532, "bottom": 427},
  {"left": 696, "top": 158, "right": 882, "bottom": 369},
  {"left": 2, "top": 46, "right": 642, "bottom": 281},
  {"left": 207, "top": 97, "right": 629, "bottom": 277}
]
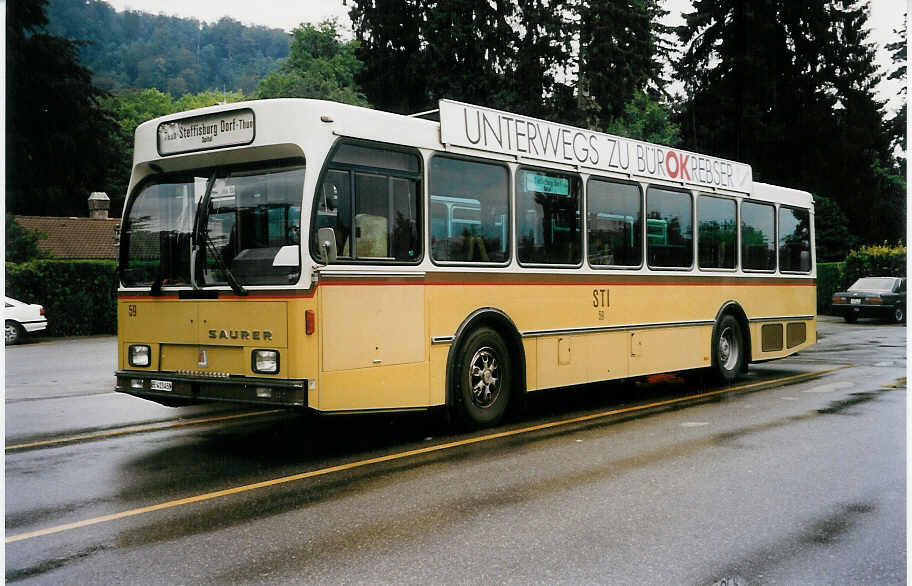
[{"left": 14, "top": 216, "right": 119, "bottom": 260}]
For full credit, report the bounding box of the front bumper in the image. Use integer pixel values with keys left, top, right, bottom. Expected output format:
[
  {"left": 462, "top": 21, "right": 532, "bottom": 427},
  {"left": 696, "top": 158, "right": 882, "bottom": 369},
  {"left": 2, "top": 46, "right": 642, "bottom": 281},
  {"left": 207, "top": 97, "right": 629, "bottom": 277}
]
[{"left": 115, "top": 371, "right": 309, "bottom": 408}]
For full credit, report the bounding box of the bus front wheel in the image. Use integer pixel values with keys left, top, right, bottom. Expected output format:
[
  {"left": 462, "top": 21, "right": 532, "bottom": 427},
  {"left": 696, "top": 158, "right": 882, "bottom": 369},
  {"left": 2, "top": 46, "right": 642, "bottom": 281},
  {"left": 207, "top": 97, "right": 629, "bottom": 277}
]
[
  {"left": 453, "top": 327, "right": 511, "bottom": 427},
  {"left": 712, "top": 314, "right": 744, "bottom": 384}
]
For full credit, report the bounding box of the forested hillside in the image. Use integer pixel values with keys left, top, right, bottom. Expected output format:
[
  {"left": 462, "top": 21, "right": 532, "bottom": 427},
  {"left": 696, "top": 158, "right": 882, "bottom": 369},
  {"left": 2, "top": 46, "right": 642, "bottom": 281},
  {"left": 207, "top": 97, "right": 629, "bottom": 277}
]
[{"left": 45, "top": 0, "right": 289, "bottom": 95}]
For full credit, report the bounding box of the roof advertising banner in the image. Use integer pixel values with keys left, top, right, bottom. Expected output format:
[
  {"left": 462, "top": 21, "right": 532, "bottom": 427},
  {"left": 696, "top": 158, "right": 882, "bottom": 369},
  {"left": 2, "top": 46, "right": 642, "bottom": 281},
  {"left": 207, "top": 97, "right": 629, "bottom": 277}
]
[{"left": 439, "top": 100, "right": 752, "bottom": 193}]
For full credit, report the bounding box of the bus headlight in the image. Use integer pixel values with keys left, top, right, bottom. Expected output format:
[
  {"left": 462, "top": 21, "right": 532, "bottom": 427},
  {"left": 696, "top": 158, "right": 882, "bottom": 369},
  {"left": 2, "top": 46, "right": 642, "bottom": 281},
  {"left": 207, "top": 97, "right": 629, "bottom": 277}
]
[
  {"left": 129, "top": 344, "right": 151, "bottom": 367},
  {"left": 252, "top": 349, "right": 279, "bottom": 374}
]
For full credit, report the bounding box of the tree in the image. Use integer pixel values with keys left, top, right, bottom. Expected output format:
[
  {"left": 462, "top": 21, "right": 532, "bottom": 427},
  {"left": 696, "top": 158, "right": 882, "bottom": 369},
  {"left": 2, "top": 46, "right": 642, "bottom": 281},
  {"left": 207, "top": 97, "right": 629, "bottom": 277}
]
[
  {"left": 102, "top": 88, "right": 174, "bottom": 134},
  {"left": 6, "top": 0, "right": 121, "bottom": 217},
  {"left": 676, "top": 0, "right": 803, "bottom": 166},
  {"left": 349, "top": 0, "right": 428, "bottom": 114},
  {"left": 603, "top": 91, "right": 680, "bottom": 145},
  {"left": 348, "top": 0, "right": 681, "bottom": 134},
  {"left": 577, "top": 0, "right": 670, "bottom": 130},
  {"left": 812, "top": 194, "right": 855, "bottom": 262},
  {"left": 350, "top": 0, "right": 581, "bottom": 119},
  {"left": 486, "top": 0, "right": 575, "bottom": 120},
  {"left": 819, "top": 1, "right": 904, "bottom": 243},
  {"left": 175, "top": 90, "right": 246, "bottom": 111},
  {"left": 674, "top": 0, "right": 903, "bottom": 244},
  {"left": 885, "top": 14, "right": 906, "bottom": 156},
  {"left": 421, "top": 0, "right": 518, "bottom": 111},
  {"left": 255, "top": 20, "right": 368, "bottom": 106},
  {"left": 5, "top": 215, "right": 49, "bottom": 263}
]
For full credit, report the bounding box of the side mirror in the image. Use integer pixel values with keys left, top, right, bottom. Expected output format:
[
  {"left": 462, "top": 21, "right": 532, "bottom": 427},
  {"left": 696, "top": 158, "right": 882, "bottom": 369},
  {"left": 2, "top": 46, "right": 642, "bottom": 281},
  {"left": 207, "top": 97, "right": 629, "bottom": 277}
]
[{"left": 317, "top": 227, "right": 337, "bottom": 264}]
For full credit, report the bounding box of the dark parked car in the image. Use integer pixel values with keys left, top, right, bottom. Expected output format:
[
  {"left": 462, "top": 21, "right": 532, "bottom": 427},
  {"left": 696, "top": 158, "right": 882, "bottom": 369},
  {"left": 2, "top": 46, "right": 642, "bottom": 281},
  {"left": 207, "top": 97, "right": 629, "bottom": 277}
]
[{"left": 831, "top": 277, "right": 906, "bottom": 323}]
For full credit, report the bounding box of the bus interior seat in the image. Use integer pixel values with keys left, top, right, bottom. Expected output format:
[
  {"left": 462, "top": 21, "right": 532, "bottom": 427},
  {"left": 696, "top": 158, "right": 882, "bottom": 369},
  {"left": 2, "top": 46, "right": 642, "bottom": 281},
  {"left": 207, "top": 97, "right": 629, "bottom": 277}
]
[{"left": 355, "top": 214, "right": 388, "bottom": 257}]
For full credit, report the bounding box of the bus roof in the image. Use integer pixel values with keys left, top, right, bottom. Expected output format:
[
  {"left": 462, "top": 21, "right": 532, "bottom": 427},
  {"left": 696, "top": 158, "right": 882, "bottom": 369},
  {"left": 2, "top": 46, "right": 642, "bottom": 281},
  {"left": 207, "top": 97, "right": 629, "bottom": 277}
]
[{"left": 751, "top": 181, "right": 814, "bottom": 209}]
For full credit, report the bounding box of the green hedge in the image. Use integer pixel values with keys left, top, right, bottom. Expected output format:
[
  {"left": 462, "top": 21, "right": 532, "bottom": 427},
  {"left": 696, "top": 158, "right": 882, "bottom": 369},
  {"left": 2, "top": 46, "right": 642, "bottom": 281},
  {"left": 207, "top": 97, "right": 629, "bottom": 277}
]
[
  {"left": 843, "top": 244, "right": 906, "bottom": 285},
  {"left": 817, "top": 261, "right": 845, "bottom": 315},
  {"left": 5, "top": 260, "right": 117, "bottom": 337}
]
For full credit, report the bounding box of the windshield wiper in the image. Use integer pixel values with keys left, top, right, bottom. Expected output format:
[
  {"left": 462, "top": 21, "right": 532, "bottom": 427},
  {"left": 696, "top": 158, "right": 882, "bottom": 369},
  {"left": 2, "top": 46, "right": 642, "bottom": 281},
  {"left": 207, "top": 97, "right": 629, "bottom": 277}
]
[
  {"left": 192, "top": 170, "right": 247, "bottom": 296},
  {"left": 203, "top": 226, "right": 247, "bottom": 296}
]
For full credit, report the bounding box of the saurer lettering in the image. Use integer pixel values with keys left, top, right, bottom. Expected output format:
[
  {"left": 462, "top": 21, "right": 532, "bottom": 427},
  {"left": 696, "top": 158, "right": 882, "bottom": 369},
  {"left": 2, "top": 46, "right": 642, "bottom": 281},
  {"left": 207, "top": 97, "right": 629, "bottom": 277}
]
[{"left": 208, "top": 329, "right": 273, "bottom": 341}]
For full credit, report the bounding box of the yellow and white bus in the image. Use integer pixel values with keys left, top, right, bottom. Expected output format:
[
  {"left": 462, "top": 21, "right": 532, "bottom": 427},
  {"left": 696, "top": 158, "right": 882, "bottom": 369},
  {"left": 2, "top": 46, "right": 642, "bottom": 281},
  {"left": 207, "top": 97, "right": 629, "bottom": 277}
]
[{"left": 116, "top": 99, "right": 816, "bottom": 426}]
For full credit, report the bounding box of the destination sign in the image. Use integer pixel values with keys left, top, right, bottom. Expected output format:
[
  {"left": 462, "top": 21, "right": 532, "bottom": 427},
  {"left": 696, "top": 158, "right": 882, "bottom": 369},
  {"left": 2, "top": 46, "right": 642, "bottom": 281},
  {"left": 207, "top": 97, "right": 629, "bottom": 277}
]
[
  {"left": 439, "top": 100, "right": 752, "bottom": 193},
  {"left": 525, "top": 173, "right": 569, "bottom": 195},
  {"left": 157, "top": 108, "right": 255, "bottom": 156}
]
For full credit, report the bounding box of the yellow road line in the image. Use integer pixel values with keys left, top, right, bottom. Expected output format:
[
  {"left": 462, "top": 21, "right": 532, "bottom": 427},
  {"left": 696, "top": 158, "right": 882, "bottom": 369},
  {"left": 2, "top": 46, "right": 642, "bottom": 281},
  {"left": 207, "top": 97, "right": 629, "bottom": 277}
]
[
  {"left": 6, "top": 365, "right": 851, "bottom": 544},
  {"left": 6, "top": 410, "right": 284, "bottom": 452}
]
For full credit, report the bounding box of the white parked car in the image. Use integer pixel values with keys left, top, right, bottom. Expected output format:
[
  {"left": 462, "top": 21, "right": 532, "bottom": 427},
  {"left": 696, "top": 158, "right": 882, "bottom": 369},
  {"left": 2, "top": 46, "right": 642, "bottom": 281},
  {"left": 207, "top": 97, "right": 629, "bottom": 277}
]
[{"left": 5, "top": 296, "right": 47, "bottom": 345}]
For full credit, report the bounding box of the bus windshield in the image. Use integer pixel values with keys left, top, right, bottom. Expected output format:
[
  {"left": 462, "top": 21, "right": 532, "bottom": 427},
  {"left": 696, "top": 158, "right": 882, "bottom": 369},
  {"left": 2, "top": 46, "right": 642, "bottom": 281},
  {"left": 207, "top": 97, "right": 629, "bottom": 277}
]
[{"left": 121, "top": 161, "right": 305, "bottom": 288}]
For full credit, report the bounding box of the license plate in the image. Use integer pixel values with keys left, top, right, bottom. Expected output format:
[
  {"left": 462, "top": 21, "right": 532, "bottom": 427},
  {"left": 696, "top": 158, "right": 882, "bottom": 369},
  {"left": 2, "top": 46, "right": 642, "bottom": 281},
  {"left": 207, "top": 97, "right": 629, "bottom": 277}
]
[
  {"left": 150, "top": 379, "right": 173, "bottom": 392},
  {"left": 850, "top": 298, "right": 861, "bottom": 305}
]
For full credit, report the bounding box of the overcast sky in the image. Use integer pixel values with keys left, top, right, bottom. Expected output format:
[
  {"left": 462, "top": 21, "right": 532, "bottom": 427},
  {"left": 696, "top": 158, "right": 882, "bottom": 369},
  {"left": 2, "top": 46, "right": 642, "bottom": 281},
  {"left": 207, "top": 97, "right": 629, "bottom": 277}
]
[{"left": 103, "top": 0, "right": 905, "bottom": 111}]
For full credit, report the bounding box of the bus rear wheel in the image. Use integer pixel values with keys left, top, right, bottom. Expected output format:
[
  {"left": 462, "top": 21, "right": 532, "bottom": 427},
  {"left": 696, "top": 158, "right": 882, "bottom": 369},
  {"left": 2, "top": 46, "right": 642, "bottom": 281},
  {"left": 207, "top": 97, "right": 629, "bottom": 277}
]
[
  {"left": 453, "top": 327, "right": 511, "bottom": 427},
  {"left": 712, "top": 314, "right": 744, "bottom": 384}
]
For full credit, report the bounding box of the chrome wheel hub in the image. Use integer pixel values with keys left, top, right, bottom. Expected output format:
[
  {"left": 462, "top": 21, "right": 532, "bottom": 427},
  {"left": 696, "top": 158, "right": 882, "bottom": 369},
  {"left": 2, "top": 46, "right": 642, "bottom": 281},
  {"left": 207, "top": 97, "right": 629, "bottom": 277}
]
[
  {"left": 719, "top": 327, "right": 739, "bottom": 370},
  {"left": 469, "top": 346, "right": 501, "bottom": 408}
]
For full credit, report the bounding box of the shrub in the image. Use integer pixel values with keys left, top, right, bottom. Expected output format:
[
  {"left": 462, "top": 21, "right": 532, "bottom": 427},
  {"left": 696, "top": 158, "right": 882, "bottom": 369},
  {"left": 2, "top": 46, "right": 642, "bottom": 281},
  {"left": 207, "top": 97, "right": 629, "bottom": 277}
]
[
  {"left": 816, "top": 261, "right": 845, "bottom": 314},
  {"left": 5, "top": 260, "right": 117, "bottom": 336},
  {"left": 843, "top": 244, "right": 906, "bottom": 285}
]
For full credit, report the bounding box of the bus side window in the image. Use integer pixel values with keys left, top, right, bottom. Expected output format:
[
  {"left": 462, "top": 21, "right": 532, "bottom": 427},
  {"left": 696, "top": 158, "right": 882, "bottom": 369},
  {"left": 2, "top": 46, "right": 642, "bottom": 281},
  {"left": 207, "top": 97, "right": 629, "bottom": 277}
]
[
  {"left": 516, "top": 169, "right": 581, "bottom": 265},
  {"left": 314, "top": 143, "right": 421, "bottom": 263},
  {"left": 778, "top": 206, "right": 811, "bottom": 273},
  {"left": 741, "top": 201, "right": 776, "bottom": 271},
  {"left": 354, "top": 172, "right": 390, "bottom": 258},
  {"left": 646, "top": 187, "right": 693, "bottom": 269},
  {"left": 429, "top": 156, "right": 509, "bottom": 263},
  {"left": 390, "top": 177, "right": 417, "bottom": 259},
  {"left": 587, "top": 177, "right": 642, "bottom": 267},
  {"left": 698, "top": 194, "right": 737, "bottom": 269}
]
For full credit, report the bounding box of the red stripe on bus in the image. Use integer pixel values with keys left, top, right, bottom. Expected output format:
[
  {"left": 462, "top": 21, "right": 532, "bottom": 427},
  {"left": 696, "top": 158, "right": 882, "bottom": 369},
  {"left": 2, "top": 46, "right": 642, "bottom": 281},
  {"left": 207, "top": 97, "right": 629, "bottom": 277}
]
[{"left": 119, "top": 278, "right": 814, "bottom": 298}]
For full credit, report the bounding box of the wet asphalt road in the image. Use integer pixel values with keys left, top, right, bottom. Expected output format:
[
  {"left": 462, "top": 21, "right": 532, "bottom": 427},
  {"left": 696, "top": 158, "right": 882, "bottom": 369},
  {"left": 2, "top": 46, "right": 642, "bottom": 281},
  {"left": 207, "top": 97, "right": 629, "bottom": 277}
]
[{"left": 4, "top": 317, "right": 907, "bottom": 584}]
